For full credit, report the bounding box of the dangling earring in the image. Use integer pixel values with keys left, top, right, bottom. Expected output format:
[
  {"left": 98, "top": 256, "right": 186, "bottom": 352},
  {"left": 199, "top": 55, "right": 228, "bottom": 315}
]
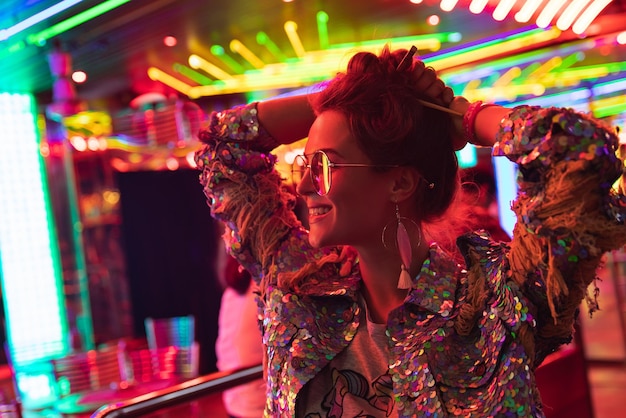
[
  {"left": 382, "top": 203, "right": 421, "bottom": 289},
  {"left": 395, "top": 204, "right": 414, "bottom": 289}
]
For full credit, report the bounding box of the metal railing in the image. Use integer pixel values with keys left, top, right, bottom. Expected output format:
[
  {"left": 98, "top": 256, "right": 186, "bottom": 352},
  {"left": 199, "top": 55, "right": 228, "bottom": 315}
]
[{"left": 92, "top": 364, "right": 263, "bottom": 417}]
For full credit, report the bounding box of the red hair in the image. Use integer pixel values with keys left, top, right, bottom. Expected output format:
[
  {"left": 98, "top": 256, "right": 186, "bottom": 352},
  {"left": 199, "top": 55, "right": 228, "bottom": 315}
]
[{"left": 311, "top": 46, "right": 470, "bottom": 246}]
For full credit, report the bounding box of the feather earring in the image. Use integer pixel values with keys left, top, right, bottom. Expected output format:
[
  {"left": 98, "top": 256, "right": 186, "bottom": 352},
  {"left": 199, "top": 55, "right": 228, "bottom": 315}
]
[{"left": 395, "top": 204, "right": 414, "bottom": 289}]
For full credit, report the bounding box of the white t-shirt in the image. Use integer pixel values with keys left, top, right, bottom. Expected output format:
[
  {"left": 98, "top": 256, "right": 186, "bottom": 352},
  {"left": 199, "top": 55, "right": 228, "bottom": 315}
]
[
  {"left": 296, "top": 308, "right": 398, "bottom": 418},
  {"left": 215, "top": 284, "right": 265, "bottom": 418}
]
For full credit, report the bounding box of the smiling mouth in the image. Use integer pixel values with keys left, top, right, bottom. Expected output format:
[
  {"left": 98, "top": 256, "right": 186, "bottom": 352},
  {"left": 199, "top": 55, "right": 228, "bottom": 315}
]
[{"left": 309, "top": 206, "right": 330, "bottom": 216}]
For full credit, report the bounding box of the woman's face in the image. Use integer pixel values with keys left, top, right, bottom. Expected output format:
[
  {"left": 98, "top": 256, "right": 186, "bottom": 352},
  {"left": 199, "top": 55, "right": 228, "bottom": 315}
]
[{"left": 297, "top": 110, "right": 394, "bottom": 249}]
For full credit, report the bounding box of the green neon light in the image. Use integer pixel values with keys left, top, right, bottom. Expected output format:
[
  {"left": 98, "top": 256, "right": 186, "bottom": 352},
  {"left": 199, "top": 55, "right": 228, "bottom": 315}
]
[
  {"left": 594, "top": 101, "right": 626, "bottom": 118},
  {"left": 327, "top": 32, "right": 457, "bottom": 51},
  {"left": 257, "top": 31, "right": 288, "bottom": 61},
  {"left": 317, "top": 11, "right": 329, "bottom": 50},
  {"left": 173, "top": 63, "right": 215, "bottom": 85},
  {"left": 0, "top": 93, "right": 69, "bottom": 406},
  {"left": 553, "top": 61, "right": 626, "bottom": 75},
  {"left": 210, "top": 45, "right": 244, "bottom": 73},
  {"left": 27, "top": 0, "right": 131, "bottom": 45}
]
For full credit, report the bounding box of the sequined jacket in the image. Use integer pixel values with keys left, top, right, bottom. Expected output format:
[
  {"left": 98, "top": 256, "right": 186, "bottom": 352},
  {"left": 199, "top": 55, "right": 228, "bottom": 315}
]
[{"left": 195, "top": 103, "right": 626, "bottom": 417}]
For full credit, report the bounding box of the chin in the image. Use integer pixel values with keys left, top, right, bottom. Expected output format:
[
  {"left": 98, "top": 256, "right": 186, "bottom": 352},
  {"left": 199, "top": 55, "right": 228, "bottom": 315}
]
[{"left": 307, "top": 228, "right": 334, "bottom": 249}]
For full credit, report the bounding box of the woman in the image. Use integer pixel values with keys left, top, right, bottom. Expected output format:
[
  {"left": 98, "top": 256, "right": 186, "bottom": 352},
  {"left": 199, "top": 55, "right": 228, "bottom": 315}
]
[{"left": 195, "top": 46, "right": 626, "bottom": 417}]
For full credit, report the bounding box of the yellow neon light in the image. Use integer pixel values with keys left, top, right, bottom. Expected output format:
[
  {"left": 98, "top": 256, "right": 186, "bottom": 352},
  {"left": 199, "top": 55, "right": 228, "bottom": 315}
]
[
  {"left": 493, "top": 67, "right": 521, "bottom": 87},
  {"left": 470, "top": 83, "right": 546, "bottom": 101},
  {"left": 188, "top": 54, "right": 234, "bottom": 80},
  {"left": 526, "top": 56, "right": 563, "bottom": 80},
  {"left": 230, "top": 39, "right": 265, "bottom": 69},
  {"left": 147, "top": 67, "right": 193, "bottom": 95},
  {"left": 592, "top": 94, "right": 626, "bottom": 117},
  {"left": 284, "top": 21, "right": 306, "bottom": 58}
]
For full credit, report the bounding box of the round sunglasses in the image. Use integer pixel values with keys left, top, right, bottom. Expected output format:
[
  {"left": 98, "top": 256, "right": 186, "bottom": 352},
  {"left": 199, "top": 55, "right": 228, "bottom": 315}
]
[{"left": 292, "top": 150, "right": 398, "bottom": 196}]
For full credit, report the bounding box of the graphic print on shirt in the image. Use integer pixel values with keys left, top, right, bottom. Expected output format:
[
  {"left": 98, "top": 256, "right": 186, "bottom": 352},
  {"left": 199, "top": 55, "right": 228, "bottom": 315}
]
[{"left": 305, "top": 368, "right": 395, "bottom": 418}]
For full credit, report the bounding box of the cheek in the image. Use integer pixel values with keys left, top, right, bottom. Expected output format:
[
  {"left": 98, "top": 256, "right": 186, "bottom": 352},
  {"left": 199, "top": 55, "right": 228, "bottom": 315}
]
[{"left": 333, "top": 178, "right": 389, "bottom": 230}]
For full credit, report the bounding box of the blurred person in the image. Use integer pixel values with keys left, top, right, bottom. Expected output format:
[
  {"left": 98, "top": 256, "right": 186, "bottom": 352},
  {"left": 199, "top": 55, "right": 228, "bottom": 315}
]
[
  {"left": 461, "top": 166, "right": 511, "bottom": 242},
  {"left": 215, "top": 232, "right": 265, "bottom": 418}
]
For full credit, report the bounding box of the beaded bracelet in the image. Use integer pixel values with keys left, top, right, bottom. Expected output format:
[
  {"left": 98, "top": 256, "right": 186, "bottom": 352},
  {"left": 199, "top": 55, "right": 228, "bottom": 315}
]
[{"left": 463, "top": 101, "right": 497, "bottom": 144}]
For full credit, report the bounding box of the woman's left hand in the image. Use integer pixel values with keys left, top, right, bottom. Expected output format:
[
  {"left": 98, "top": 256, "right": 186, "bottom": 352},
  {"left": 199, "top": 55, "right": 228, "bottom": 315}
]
[{"left": 411, "top": 60, "right": 454, "bottom": 106}]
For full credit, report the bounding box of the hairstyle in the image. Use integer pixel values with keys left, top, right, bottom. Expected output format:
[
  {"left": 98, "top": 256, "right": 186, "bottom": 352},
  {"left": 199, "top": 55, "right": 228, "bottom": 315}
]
[{"left": 311, "top": 46, "right": 463, "bottom": 238}]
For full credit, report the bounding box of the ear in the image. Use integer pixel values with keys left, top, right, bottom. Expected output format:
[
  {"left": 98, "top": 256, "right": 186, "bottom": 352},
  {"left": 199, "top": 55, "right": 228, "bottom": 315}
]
[{"left": 389, "top": 167, "right": 421, "bottom": 203}]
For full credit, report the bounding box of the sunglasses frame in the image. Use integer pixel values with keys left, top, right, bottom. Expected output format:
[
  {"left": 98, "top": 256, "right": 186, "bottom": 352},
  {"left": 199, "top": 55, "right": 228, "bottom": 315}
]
[{"left": 293, "top": 150, "right": 398, "bottom": 196}]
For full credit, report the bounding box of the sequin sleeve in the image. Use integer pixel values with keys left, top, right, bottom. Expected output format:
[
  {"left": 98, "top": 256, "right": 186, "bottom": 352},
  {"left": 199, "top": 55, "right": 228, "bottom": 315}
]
[
  {"left": 493, "top": 105, "right": 626, "bottom": 360},
  {"left": 193, "top": 102, "right": 346, "bottom": 296}
]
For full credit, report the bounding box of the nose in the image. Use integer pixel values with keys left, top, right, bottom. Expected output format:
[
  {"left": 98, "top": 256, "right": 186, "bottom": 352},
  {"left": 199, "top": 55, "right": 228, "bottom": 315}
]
[{"left": 296, "top": 166, "right": 315, "bottom": 196}]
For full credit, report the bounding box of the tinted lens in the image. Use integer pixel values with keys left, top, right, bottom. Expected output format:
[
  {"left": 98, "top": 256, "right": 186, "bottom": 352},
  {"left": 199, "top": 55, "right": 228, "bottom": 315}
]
[
  {"left": 292, "top": 155, "right": 307, "bottom": 185},
  {"left": 311, "top": 151, "right": 331, "bottom": 195}
]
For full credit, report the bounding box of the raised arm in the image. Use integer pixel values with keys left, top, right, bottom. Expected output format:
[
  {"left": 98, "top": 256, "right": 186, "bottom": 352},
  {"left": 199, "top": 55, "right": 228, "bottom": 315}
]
[{"left": 256, "top": 93, "right": 318, "bottom": 145}]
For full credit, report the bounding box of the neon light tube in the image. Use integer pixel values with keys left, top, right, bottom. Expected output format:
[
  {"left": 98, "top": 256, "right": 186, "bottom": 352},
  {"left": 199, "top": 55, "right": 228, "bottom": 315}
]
[
  {"left": 515, "top": 0, "right": 544, "bottom": 23},
  {"left": 27, "top": 0, "right": 131, "bottom": 45},
  {"left": 147, "top": 67, "right": 193, "bottom": 95},
  {"left": 173, "top": 63, "right": 215, "bottom": 86},
  {"left": 493, "top": 0, "right": 517, "bottom": 21},
  {"left": 572, "top": 0, "right": 614, "bottom": 34},
  {"left": 284, "top": 21, "right": 306, "bottom": 58},
  {"left": 440, "top": 0, "right": 460, "bottom": 12},
  {"left": 536, "top": 0, "right": 569, "bottom": 28},
  {"left": 0, "top": 0, "right": 83, "bottom": 41},
  {"left": 189, "top": 54, "right": 234, "bottom": 80},
  {"left": 0, "top": 93, "right": 69, "bottom": 409},
  {"left": 210, "top": 45, "right": 244, "bottom": 74},
  {"left": 230, "top": 39, "right": 265, "bottom": 69},
  {"left": 257, "top": 32, "right": 288, "bottom": 61},
  {"left": 592, "top": 77, "right": 626, "bottom": 96},
  {"left": 469, "top": 0, "right": 489, "bottom": 14},
  {"left": 592, "top": 94, "right": 626, "bottom": 118},
  {"left": 316, "top": 11, "right": 330, "bottom": 50},
  {"left": 556, "top": 0, "right": 593, "bottom": 30}
]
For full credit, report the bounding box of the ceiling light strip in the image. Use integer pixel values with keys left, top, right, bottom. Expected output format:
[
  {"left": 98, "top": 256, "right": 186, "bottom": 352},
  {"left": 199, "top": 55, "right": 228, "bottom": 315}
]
[
  {"left": 469, "top": 0, "right": 490, "bottom": 14},
  {"left": 316, "top": 11, "right": 330, "bottom": 49},
  {"left": 572, "top": 0, "right": 614, "bottom": 34},
  {"left": 257, "top": 32, "right": 289, "bottom": 62},
  {"left": 173, "top": 63, "right": 215, "bottom": 85},
  {"left": 592, "top": 77, "right": 626, "bottom": 96},
  {"left": 26, "top": 0, "right": 131, "bottom": 45},
  {"left": 556, "top": 0, "right": 594, "bottom": 30},
  {"left": 284, "top": 21, "right": 306, "bottom": 58},
  {"left": 147, "top": 67, "right": 193, "bottom": 95},
  {"left": 515, "top": 0, "right": 545, "bottom": 23},
  {"left": 210, "top": 45, "right": 245, "bottom": 74},
  {"left": 440, "top": 0, "right": 460, "bottom": 12},
  {"left": 189, "top": 54, "right": 234, "bottom": 80},
  {"left": 230, "top": 39, "right": 265, "bottom": 69},
  {"left": 536, "top": 0, "right": 569, "bottom": 28},
  {"left": 0, "top": 0, "right": 83, "bottom": 41},
  {"left": 493, "top": 0, "right": 518, "bottom": 21}
]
